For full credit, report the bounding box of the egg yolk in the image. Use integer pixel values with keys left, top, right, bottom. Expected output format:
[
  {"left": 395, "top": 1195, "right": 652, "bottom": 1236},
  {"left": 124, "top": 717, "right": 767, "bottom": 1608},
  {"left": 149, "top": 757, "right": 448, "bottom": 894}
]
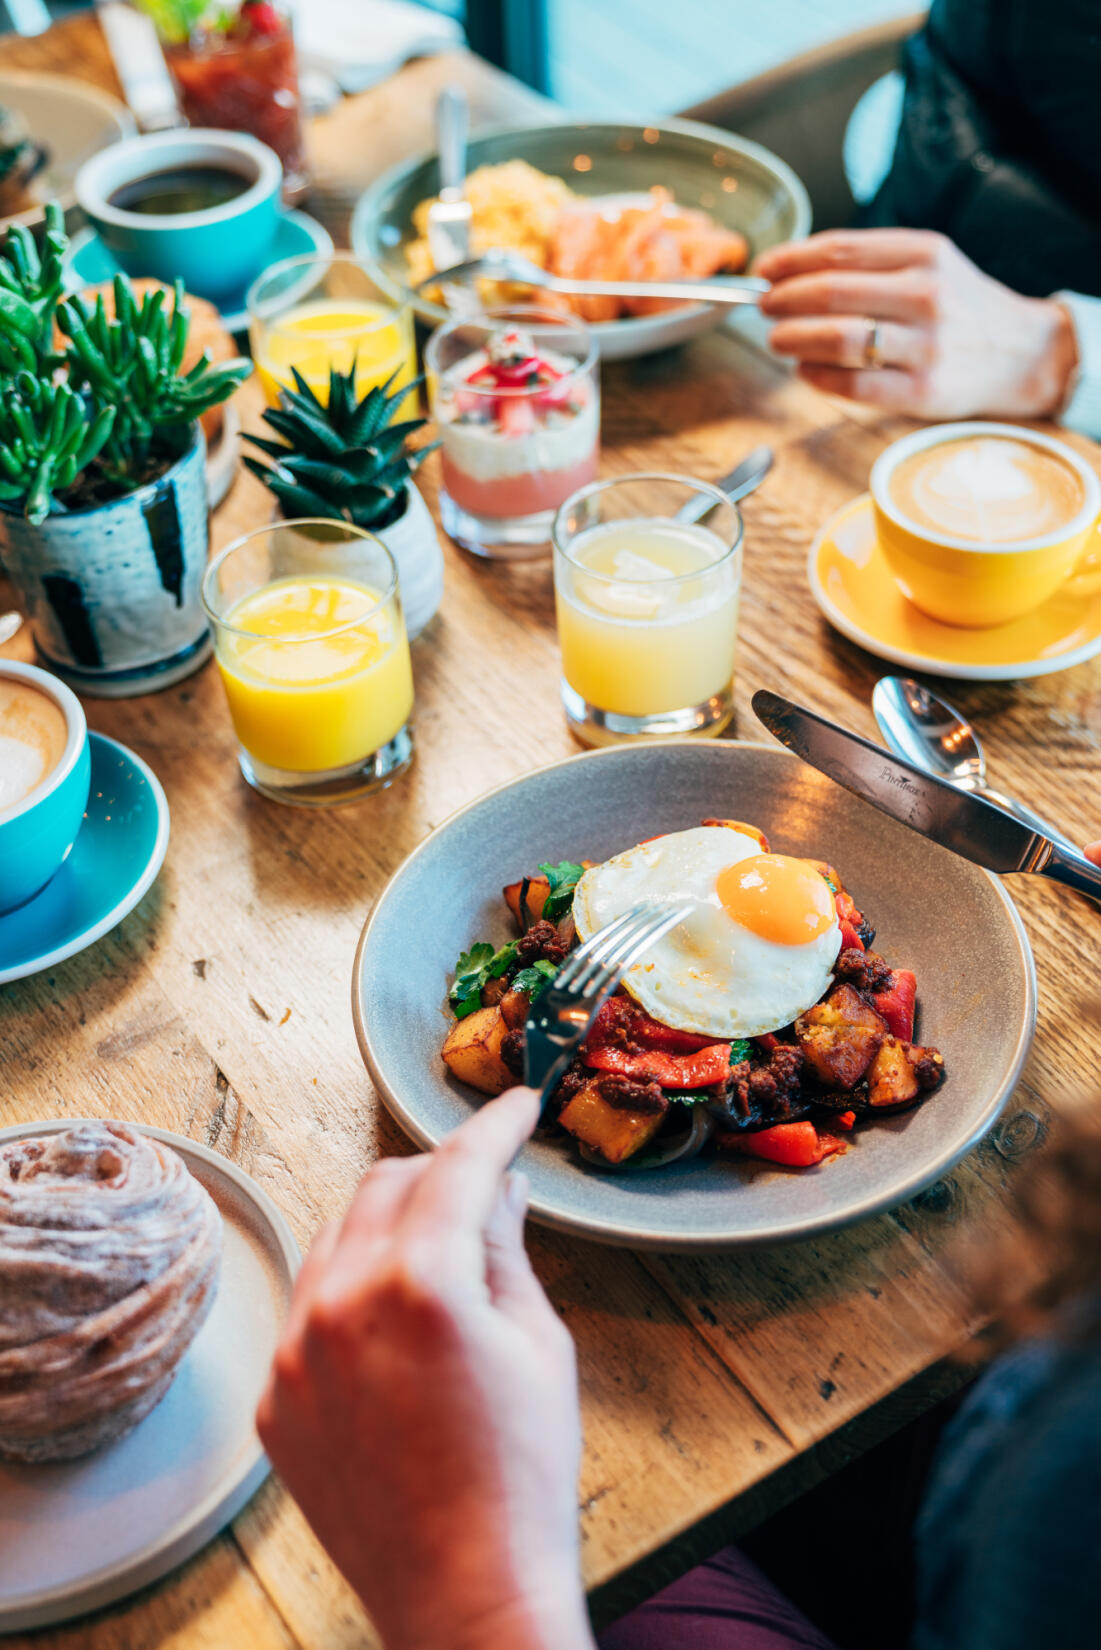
[{"left": 716, "top": 854, "right": 836, "bottom": 946}]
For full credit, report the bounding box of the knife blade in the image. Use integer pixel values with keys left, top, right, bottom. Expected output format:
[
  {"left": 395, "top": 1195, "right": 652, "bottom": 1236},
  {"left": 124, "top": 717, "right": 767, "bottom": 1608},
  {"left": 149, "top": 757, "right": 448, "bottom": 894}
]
[{"left": 751, "top": 689, "right": 1101, "bottom": 908}]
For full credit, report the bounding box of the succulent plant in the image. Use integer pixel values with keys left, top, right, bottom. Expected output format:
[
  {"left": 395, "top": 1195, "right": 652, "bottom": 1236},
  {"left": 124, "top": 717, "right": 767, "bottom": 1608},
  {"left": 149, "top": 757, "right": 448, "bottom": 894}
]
[
  {"left": 59, "top": 278, "right": 250, "bottom": 486},
  {"left": 243, "top": 364, "right": 436, "bottom": 532},
  {"left": 0, "top": 205, "right": 251, "bottom": 522},
  {"left": 0, "top": 376, "right": 116, "bottom": 525},
  {"left": 0, "top": 202, "right": 66, "bottom": 373}
]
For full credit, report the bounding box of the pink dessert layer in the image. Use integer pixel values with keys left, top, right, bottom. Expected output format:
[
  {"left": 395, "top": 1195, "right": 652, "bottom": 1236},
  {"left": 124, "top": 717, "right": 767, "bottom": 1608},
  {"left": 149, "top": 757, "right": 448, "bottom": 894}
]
[{"left": 441, "top": 451, "right": 600, "bottom": 521}]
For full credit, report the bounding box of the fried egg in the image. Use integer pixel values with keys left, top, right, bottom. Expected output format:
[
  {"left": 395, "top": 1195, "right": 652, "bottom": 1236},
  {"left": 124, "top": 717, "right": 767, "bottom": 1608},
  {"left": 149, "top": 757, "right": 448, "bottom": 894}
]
[{"left": 573, "top": 825, "right": 841, "bottom": 1038}]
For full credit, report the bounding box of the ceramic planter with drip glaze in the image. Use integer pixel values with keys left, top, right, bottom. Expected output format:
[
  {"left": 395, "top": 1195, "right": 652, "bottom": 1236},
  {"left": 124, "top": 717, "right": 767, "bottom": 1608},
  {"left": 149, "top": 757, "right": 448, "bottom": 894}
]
[{"left": 0, "top": 426, "right": 210, "bottom": 697}]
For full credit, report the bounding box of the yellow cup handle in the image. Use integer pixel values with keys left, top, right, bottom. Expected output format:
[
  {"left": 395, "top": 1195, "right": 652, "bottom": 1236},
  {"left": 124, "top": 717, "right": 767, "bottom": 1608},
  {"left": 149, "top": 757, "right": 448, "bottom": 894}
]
[{"left": 1066, "top": 515, "right": 1101, "bottom": 595}]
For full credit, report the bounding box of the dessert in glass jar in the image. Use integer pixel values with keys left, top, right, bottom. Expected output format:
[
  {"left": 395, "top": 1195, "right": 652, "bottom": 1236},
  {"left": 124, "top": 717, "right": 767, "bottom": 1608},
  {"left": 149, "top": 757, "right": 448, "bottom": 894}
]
[
  {"left": 148, "top": 0, "right": 308, "bottom": 204},
  {"left": 425, "top": 308, "right": 598, "bottom": 558}
]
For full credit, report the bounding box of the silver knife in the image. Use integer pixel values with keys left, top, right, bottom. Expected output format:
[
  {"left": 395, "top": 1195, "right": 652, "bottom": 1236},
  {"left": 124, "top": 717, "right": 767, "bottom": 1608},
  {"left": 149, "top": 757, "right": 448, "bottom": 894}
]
[
  {"left": 752, "top": 689, "right": 1101, "bottom": 908},
  {"left": 427, "top": 86, "right": 476, "bottom": 315}
]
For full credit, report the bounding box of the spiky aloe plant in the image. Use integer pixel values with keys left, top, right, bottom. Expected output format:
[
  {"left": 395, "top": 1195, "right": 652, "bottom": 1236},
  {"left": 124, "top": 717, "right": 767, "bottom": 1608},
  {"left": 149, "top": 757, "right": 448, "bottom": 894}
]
[
  {"left": 243, "top": 364, "right": 436, "bottom": 532},
  {"left": 0, "top": 204, "right": 251, "bottom": 521}
]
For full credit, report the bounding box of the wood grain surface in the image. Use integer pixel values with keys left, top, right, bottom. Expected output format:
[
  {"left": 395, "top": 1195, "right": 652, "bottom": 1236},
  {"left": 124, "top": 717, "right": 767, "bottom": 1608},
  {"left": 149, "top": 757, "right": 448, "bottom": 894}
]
[{"left": 2, "top": 14, "right": 1100, "bottom": 1646}]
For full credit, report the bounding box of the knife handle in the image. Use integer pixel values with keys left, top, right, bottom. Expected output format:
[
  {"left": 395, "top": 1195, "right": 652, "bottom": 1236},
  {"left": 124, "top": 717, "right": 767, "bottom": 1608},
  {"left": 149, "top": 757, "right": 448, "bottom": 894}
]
[
  {"left": 1039, "top": 841, "right": 1101, "bottom": 908},
  {"left": 436, "top": 85, "right": 468, "bottom": 197}
]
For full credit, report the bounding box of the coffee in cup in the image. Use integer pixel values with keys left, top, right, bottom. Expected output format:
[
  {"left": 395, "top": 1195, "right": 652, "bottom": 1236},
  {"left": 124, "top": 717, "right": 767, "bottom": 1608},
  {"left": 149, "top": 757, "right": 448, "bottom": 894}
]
[
  {"left": 888, "top": 435, "right": 1086, "bottom": 546},
  {"left": 869, "top": 422, "right": 1101, "bottom": 628},
  {"left": 0, "top": 678, "right": 69, "bottom": 816},
  {"left": 0, "top": 662, "right": 90, "bottom": 915}
]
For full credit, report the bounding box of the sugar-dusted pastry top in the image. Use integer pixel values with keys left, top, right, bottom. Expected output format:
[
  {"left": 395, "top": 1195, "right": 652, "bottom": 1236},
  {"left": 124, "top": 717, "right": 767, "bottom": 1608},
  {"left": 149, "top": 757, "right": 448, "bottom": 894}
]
[{"left": 0, "top": 1120, "right": 223, "bottom": 1462}]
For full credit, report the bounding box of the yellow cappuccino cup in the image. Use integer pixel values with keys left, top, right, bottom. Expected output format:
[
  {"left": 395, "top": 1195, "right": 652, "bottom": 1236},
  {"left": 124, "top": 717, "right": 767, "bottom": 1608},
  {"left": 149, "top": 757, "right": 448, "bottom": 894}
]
[{"left": 869, "top": 422, "right": 1101, "bottom": 628}]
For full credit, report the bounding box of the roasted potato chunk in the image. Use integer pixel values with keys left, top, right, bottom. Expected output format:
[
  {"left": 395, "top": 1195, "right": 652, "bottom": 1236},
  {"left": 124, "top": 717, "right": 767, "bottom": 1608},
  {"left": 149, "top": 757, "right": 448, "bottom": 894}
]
[
  {"left": 441, "top": 1006, "right": 513, "bottom": 1096},
  {"left": 823, "top": 983, "right": 889, "bottom": 1032},
  {"left": 867, "top": 1038, "right": 920, "bottom": 1110},
  {"left": 798, "top": 1021, "right": 882, "bottom": 1089},
  {"left": 558, "top": 1079, "right": 667, "bottom": 1164},
  {"left": 796, "top": 986, "right": 887, "bottom": 1089},
  {"left": 868, "top": 1040, "right": 945, "bottom": 1111},
  {"left": 702, "top": 818, "right": 770, "bottom": 853},
  {"left": 503, "top": 876, "right": 550, "bottom": 930},
  {"left": 498, "top": 987, "right": 531, "bottom": 1029}
]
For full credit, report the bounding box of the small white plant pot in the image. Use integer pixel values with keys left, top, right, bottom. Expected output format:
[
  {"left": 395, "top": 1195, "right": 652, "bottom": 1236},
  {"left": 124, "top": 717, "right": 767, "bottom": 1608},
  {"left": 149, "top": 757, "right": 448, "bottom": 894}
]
[{"left": 375, "top": 482, "right": 443, "bottom": 640}]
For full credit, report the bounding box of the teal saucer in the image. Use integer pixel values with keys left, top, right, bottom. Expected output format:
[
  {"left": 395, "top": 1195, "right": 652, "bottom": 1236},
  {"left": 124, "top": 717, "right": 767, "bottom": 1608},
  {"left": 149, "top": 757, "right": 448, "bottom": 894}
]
[
  {"left": 63, "top": 207, "right": 335, "bottom": 332},
  {"left": 0, "top": 733, "right": 169, "bottom": 984}
]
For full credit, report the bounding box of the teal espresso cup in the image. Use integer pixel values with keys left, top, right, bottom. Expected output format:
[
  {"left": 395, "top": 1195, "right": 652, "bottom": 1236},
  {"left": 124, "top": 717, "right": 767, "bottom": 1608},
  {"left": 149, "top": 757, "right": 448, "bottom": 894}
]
[
  {"left": 74, "top": 129, "right": 282, "bottom": 304},
  {"left": 0, "top": 662, "right": 91, "bottom": 914}
]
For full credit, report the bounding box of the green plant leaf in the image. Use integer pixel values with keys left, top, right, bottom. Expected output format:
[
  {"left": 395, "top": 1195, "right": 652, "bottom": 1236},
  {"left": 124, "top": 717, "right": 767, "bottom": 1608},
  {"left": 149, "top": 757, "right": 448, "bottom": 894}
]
[
  {"left": 448, "top": 940, "right": 520, "bottom": 1017},
  {"left": 538, "top": 861, "right": 586, "bottom": 921}
]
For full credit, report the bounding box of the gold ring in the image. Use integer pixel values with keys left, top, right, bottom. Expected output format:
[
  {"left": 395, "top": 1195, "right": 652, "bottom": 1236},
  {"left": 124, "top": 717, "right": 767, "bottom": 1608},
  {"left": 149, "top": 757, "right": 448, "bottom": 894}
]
[{"left": 863, "top": 317, "right": 883, "bottom": 369}]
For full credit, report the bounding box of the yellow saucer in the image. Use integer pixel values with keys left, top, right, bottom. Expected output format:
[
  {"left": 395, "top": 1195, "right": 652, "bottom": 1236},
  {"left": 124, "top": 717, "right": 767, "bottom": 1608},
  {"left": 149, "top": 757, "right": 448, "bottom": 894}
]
[{"left": 809, "top": 494, "right": 1101, "bottom": 680}]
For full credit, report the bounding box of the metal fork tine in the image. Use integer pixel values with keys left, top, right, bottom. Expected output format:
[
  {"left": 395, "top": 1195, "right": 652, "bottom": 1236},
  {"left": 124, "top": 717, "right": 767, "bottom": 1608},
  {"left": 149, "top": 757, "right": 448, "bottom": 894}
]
[
  {"left": 552, "top": 906, "right": 642, "bottom": 992},
  {"left": 577, "top": 904, "right": 690, "bottom": 999},
  {"left": 524, "top": 900, "right": 693, "bottom": 1111},
  {"left": 565, "top": 906, "right": 668, "bottom": 998}
]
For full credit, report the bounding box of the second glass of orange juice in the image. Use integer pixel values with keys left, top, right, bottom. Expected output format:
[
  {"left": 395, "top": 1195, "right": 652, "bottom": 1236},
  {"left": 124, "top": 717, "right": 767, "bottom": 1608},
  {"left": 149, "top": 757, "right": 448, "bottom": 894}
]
[
  {"left": 202, "top": 520, "right": 414, "bottom": 805},
  {"left": 247, "top": 253, "right": 416, "bottom": 415}
]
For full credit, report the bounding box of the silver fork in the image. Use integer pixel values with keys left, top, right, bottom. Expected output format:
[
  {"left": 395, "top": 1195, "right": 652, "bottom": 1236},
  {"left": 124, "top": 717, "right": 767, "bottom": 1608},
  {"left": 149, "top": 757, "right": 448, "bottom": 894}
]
[{"left": 523, "top": 902, "right": 693, "bottom": 1113}]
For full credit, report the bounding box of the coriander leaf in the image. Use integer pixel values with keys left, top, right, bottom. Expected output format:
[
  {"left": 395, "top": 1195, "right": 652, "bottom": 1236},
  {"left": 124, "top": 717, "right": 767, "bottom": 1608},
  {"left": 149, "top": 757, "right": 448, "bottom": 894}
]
[
  {"left": 512, "top": 959, "right": 559, "bottom": 996},
  {"left": 538, "top": 860, "right": 585, "bottom": 921},
  {"left": 448, "top": 940, "right": 518, "bottom": 1018},
  {"left": 730, "top": 1039, "right": 753, "bottom": 1066},
  {"left": 486, "top": 941, "right": 519, "bottom": 980}
]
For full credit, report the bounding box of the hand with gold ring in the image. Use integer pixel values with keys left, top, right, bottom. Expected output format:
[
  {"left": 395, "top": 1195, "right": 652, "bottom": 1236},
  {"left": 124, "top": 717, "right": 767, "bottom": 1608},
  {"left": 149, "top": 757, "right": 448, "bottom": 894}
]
[{"left": 755, "top": 228, "right": 1079, "bottom": 419}]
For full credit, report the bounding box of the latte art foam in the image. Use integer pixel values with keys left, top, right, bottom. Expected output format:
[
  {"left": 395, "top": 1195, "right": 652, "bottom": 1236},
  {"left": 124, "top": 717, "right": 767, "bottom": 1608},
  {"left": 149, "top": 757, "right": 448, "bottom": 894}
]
[
  {"left": 889, "top": 436, "right": 1086, "bottom": 545},
  {"left": 0, "top": 680, "right": 68, "bottom": 815}
]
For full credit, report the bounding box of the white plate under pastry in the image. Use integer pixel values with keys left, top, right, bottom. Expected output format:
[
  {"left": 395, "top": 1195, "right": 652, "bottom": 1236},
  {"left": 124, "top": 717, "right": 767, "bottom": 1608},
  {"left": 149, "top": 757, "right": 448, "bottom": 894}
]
[{"left": 0, "top": 1121, "right": 300, "bottom": 1633}]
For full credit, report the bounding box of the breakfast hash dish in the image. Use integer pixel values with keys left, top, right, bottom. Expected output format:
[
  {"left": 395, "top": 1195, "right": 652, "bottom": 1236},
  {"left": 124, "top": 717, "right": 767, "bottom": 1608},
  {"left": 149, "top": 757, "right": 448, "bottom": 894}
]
[
  {"left": 406, "top": 160, "right": 749, "bottom": 321},
  {"left": 443, "top": 820, "right": 945, "bottom": 1171}
]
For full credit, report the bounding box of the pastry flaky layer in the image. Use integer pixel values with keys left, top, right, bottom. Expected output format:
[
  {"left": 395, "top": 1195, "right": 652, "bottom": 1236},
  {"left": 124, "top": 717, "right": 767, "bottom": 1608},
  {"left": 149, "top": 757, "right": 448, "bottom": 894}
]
[{"left": 0, "top": 1121, "right": 223, "bottom": 1463}]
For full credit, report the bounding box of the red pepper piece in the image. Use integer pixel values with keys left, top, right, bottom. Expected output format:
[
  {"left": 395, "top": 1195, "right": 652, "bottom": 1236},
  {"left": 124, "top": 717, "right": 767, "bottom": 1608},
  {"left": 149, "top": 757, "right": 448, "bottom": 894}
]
[
  {"left": 753, "top": 1032, "right": 780, "bottom": 1053},
  {"left": 834, "top": 887, "right": 865, "bottom": 951},
  {"left": 586, "top": 998, "right": 717, "bottom": 1055},
  {"left": 839, "top": 918, "right": 864, "bottom": 952},
  {"left": 872, "top": 969, "right": 916, "bottom": 1041},
  {"left": 584, "top": 1042, "right": 733, "bottom": 1089},
  {"left": 722, "top": 1121, "right": 845, "bottom": 1168},
  {"left": 835, "top": 1111, "right": 856, "bottom": 1130}
]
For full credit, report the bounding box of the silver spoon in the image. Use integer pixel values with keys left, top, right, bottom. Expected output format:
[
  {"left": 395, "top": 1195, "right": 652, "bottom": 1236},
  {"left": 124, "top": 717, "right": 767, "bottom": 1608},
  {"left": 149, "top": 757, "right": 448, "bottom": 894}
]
[
  {"left": 675, "top": 445, "right": 773, "bottom": 524},
  {"left": 414, "top": 246, "right": 770, "bottom": 308},
  {"left": 0, "top": 611, "right": 23, "bottom": 645},
  {"left": 872, "top": 676, "right": 1075, "bottom": 848}
]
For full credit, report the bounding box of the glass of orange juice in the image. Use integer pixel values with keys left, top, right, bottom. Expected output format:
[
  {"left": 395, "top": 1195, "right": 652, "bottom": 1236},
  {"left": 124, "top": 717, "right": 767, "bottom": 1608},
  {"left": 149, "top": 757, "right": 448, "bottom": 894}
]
[
  {"left": 202, "top": 519, "right": 414, "bottom": 805},
  {"left": 553, "top": 473, "right": 742, "bottom": 747},
  {"left": 246, "top": 254, "right": 416, "bottom": 416}
]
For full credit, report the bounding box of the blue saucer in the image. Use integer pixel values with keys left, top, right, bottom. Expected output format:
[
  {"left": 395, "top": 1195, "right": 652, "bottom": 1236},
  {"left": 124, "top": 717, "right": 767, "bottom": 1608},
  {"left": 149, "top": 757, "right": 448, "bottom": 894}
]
[
  {"left": 0, "top": 734, "right": 170, "bottom": 985},
  {"left": 63, "top": 208, "right": 335, "bottom": 332}
]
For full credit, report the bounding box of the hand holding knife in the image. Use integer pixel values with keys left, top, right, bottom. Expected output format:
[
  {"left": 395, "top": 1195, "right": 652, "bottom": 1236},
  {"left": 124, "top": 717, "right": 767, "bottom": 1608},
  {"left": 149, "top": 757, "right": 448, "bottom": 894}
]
[{"left": 752, "top": 689, "right": 1101, "bottom": 909}]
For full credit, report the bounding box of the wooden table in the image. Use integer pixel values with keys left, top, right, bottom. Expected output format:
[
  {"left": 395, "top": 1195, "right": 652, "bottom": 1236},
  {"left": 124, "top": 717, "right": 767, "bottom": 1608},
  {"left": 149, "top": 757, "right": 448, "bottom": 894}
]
[{"left": 3, "top": 14, "right": 1100, "bottom": 1647}]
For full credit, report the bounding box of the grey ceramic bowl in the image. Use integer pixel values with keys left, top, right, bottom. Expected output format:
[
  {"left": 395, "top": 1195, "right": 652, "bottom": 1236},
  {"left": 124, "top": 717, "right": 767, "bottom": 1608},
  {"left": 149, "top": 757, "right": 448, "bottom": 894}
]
[
  {"left": 353, "top": 741, "right": 1035, "bottom": 1249},
  {"left": 350, "top": 118, "right": 811, "bottom": 361}
]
